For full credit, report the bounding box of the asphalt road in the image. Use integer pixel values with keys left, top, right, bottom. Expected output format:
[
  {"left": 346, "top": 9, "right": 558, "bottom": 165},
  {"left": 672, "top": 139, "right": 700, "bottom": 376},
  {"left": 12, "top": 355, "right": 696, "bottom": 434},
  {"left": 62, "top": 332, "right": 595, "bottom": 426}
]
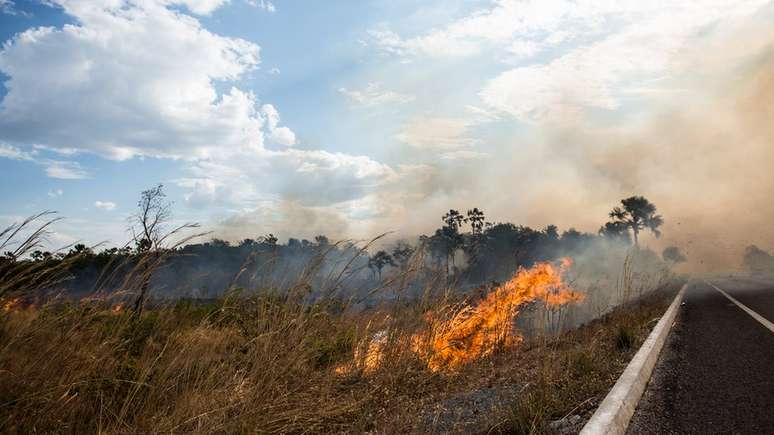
[{"left": 627, "top": 278, "right": 774, "bottom": 434}]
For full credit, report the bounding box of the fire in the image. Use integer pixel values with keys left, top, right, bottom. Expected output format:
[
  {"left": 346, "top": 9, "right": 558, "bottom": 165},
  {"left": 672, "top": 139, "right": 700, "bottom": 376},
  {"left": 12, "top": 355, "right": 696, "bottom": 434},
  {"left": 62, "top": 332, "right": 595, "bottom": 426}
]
[
  {"left": 2, "top": 297, "right": 23, "bottom": 312},
  {"left": 420, "top": 258, "right": 582, "bottom": 371},
  {"left": 335, "top": 330, "right": 387, "bottom": 374},
  {"left": 337, "top": 259, "right": 584, "bottom": 374},
  {"left": 111, "top": 302, "right": 125, "bottom": 314}
]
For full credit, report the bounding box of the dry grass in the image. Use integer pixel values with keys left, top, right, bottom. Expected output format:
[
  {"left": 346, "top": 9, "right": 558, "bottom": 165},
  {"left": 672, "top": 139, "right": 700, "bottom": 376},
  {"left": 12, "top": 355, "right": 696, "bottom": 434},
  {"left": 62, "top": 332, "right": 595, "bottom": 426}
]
[
  {"left": 0, "top": 214, "right": 680, "bottom": 434},
  {"left": 0, "top": 284, "right": 677, "bottom": 434}
]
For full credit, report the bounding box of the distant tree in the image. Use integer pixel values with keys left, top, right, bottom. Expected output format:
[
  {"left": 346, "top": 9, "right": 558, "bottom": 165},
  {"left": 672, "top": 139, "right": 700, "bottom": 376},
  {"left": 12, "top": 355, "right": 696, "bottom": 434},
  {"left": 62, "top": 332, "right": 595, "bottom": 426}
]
[
  {"left": 129, "top": 183, "right": 171, "bottom": 316},
  {"left": 260, "top": 234, "right": 279, "bottom": 247},
  {"left": 606, "top": 196, "right": 663, "bottom": 246},
  {"left": 462, "top": 208, "right": 488, "bottom": 272},
  {"left": 30, "top": 250, "right": 52, "bottom": 262},
  {"left": 743, "top": 245, "right": 774, "bottom": 275},
  {"left": 314, "top": 235, "right": 330, "bottom": 247},
  {"left": 66, "top": 243, "right": 93, "bottom": 258},
  {"left": 662, "top": 246, "right": 687, "bottom": 265},
  {"left": 239, "top": 238, "right": 256, "bottom": 248},
  {"left": 210, "top": 238, "right": 230, "bottom": 248},
  {"left": 465, "top": 208, "right": 486, "bottom": 235},
  {"left": 368, "top": 250, "right": 395, "bottom": 280},
  {"left": 543, "top": 225, "right": 559, "bottom": 240},
  {"left": 440, "top": 209, "right": 465, "bottom": 275},
  {"left": 391, "top": 241, "right": 415, "bottom": 271},
  {"left": 442, "top": 209, "right": 465, "bottom": 232},
  {"left": 598, "top": 221, "right": 632, "bottom": 244}
]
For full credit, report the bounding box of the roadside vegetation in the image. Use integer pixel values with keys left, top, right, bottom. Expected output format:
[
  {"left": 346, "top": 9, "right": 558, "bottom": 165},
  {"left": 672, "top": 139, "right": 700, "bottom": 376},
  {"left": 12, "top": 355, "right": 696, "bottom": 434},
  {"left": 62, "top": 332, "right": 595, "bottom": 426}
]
[{"left": 0, "top": 187, "right": 685, "bottom": 433}]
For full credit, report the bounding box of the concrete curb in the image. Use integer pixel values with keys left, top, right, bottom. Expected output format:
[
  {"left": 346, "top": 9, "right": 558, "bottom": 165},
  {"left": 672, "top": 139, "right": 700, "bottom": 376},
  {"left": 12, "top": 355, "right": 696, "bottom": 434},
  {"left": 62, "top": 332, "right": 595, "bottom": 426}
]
[{"left": 580, "top": 283, "right": 688, "bottom": 435}]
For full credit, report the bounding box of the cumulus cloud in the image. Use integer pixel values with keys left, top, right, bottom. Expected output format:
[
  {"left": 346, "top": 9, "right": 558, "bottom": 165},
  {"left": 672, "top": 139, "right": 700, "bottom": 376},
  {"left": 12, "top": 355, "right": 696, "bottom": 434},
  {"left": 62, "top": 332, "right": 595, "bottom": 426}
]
[
  {"left": 94, "top": 200, "right": 117, "bottom": 211},
  {"left": 261, "top": 104, "right": 296, "bottom": 146},
  {"left": 181, "top": 148, "right": 398, "bottom": 209},
  {"left": 47, "top": 189, "right": 64, "bottom": 198},
  {"left": 339, "top": 83, "right": 415, "bottom": 107},
  {"left": 0, "top": 0, "right": 267, "bottom": 160},
  {"left": 0, "top": 0, "right": 402, "bottom": 220}
]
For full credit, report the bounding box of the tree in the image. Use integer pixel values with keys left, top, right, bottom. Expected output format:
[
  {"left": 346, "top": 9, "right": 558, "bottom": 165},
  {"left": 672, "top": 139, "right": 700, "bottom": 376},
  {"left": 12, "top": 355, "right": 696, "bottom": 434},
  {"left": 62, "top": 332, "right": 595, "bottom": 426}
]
[
  {"left": 442, "top": 209, "right": 465, "bottom": 232},
  {"left": 465, "top": 208, "right": 486, "bottom": 235},
  {"left": 598, "top": 221, "right": 632, "bottom": 244},
  {"left": 391, "top": 241, "right": 415, "bottom": 271},
  {"left": 368, "top": 250, "right": 395, "bottom": 280},
  {"left": 439, "top": 209, "right": 465, "bottom": 276},
  {"left": 662, "top": 246, "right": 687, "bottom": 265},
  {"left": 129, "top": 184, "right": 171, "bottom": 315},
  {"left": 314, "top": 235, "right": 330, "bottom": 247},
  {"left": 606, "top": 196, "right": 663, "bottom": 246},
  {"left": 260, "top": 234, "right": 278, "bottom": 247},
  {"left": 462, "top": 208, "right": 487, "bottom": 272}
]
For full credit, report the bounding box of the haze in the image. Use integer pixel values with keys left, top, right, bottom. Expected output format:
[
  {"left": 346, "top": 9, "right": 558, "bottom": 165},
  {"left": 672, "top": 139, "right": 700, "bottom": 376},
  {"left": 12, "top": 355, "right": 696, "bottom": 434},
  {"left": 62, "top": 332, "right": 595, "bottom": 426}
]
[{"left": 1, "top": 0, "right": 773, "bottom": 272}]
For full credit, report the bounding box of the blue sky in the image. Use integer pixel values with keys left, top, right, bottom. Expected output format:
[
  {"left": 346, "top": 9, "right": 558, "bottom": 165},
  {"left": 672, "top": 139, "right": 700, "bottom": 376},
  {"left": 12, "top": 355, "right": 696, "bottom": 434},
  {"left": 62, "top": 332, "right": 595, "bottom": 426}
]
[{"left": 1, "top": 0, "right": 773, "bottom": 260}]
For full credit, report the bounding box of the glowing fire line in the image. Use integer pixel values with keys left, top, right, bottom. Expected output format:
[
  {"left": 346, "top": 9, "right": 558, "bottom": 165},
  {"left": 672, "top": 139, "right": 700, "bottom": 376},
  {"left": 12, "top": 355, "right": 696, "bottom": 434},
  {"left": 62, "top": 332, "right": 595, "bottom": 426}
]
[{"left": 338, "top": 258, "right": 583, "bottom": 374}]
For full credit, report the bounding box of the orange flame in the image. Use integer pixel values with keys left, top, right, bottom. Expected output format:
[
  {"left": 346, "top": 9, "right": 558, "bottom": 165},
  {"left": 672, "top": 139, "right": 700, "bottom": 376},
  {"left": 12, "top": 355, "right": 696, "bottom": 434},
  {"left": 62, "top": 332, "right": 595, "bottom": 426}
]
[
  {"left": 420, "top": 258, "right": 582, "bottom": 371},
  {"left": 337, "top": 259, "right": 584, "bottom": 374},
  {"left": 2, "top": 297, "right": 23, "bottom": 312}
]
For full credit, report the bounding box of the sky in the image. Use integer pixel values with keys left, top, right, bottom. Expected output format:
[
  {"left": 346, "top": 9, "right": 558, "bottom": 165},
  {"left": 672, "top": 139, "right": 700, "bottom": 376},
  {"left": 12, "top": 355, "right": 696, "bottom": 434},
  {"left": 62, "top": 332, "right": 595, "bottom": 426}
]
[{"left": 1, "top": 0, "right": 773, "bottom": 270}]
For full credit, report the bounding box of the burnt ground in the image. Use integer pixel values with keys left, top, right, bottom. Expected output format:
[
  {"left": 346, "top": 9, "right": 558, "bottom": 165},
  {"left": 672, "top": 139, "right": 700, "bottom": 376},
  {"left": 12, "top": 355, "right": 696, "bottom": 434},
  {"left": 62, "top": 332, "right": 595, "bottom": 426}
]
[{"left": 627, "top": 278, "right": 774, "bottom": 434}]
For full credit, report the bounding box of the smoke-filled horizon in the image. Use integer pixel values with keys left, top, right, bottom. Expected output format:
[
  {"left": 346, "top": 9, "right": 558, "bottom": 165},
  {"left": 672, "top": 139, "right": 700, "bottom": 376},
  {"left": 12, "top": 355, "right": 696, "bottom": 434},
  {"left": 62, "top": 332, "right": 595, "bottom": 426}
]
[
  {"left": 1, "top": 1, "right": 772, "bottom": 274},
  {"left": 215, "top": 5, "right": 774, "bottom": 273}
]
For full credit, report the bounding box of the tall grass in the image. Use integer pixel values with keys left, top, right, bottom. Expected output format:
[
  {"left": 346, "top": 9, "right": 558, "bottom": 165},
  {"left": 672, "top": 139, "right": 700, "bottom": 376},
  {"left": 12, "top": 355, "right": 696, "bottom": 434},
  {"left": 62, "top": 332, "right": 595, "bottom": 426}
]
[{"left": 0, "top": 215, "right": 681, "bottom": 433}]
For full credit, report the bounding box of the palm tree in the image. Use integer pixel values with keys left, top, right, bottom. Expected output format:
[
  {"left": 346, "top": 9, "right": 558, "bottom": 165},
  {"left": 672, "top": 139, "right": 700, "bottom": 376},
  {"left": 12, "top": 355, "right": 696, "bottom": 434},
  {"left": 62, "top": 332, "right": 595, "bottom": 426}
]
[
  {"left": 607, "top": 196, "right": 663, "bottom": 246},
  {"left": 465, "top": 208, "right": 486, "bottom": 235}
]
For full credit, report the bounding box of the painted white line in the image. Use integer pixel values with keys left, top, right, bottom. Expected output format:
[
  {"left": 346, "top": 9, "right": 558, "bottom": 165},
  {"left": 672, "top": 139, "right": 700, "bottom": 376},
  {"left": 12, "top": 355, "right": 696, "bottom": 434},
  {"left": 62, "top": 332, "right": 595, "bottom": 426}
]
[
  {"left": 580, "top": 284, "right": 687, "bottom": 435},
  {"left": 706, "top": 281, "right": 774, "bottom": 334}
]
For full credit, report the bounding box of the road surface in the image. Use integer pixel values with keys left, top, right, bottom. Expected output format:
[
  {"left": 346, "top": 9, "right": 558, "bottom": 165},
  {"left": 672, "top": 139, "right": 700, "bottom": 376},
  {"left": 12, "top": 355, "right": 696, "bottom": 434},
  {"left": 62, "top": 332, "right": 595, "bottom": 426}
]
[{"left": 627, "top": 277, "right": 774, "bottom": 434}]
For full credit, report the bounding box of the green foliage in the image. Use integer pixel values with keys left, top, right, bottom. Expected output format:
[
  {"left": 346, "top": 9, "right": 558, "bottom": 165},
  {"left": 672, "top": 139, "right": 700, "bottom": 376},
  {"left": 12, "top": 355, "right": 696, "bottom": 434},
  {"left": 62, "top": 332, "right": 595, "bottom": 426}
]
[{"left": 604, "top": 196, "right": 663, "bottom": 245}]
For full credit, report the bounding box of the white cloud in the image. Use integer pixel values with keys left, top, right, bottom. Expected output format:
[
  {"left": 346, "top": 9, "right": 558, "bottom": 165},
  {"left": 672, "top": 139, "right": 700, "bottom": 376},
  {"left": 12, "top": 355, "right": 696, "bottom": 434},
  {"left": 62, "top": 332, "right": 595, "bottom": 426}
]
[
  {"left": 396, "top": 116, "right": 479, "bottom": 150},
  {"left": 371, "top": 0, "right": 771, "bottom": 124},
  {"left": 246, "top": 0, "right": 275, "bottom": 12},
  {"left": 0, "top": 0, "right": 410, "bottom": 227},
  {"left": 479, "top": 1, "right": 771, "bottom": 123},
  {"left": 261, "top": 104, "right": 296, "bottom": 146},
  {"left": 173, "top": 0, "right": 230, "bottom": 15},
  {"left": 181, "top": 148, "right": 398, "bottom": 208},
  {"left": 94, "top": 200, "right": 117, "bottom": 211},
  {"left": 339, "top": 83, "right": 415, "bottom": 107},
  {"left": 0, "top": 0, "right": 27, "bottom": 16},
  {"left": 268, "top": 67, "right": 280, "bottom": 75},
  {"left": 47, "top": 188, "right": 64, "bottom": 197},
  {"left": 0, "top": 143, "right": 89, "bottom": 179},
  {"left": 369, "top": 0, "right": 587, "bottom": 58},
  {"left": 0, "top": 0, "right": 278, "bottom": 160},
  {"left": 43, "top": 160, "right": 88, "bottom": 179},
  {"left": 0, "top": 143, "right": 36, "bottom": 160}
]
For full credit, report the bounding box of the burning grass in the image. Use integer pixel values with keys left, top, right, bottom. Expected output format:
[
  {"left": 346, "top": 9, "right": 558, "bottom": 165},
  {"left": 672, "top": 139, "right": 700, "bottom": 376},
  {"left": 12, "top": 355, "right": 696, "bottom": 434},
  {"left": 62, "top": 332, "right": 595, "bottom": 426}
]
[
  {"left": 0, "top": 276, "right": 679, "bottom": 433},
  {"left": 0, "top": 213, "right": 681, "bottom": 433}
]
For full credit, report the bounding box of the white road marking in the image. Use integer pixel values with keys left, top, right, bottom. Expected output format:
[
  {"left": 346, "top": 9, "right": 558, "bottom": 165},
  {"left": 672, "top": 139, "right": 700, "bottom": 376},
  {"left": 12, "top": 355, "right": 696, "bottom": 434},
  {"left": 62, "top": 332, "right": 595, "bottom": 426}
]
[{"left": 706, "top": 281, "right": 774, "bottom": 334}]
